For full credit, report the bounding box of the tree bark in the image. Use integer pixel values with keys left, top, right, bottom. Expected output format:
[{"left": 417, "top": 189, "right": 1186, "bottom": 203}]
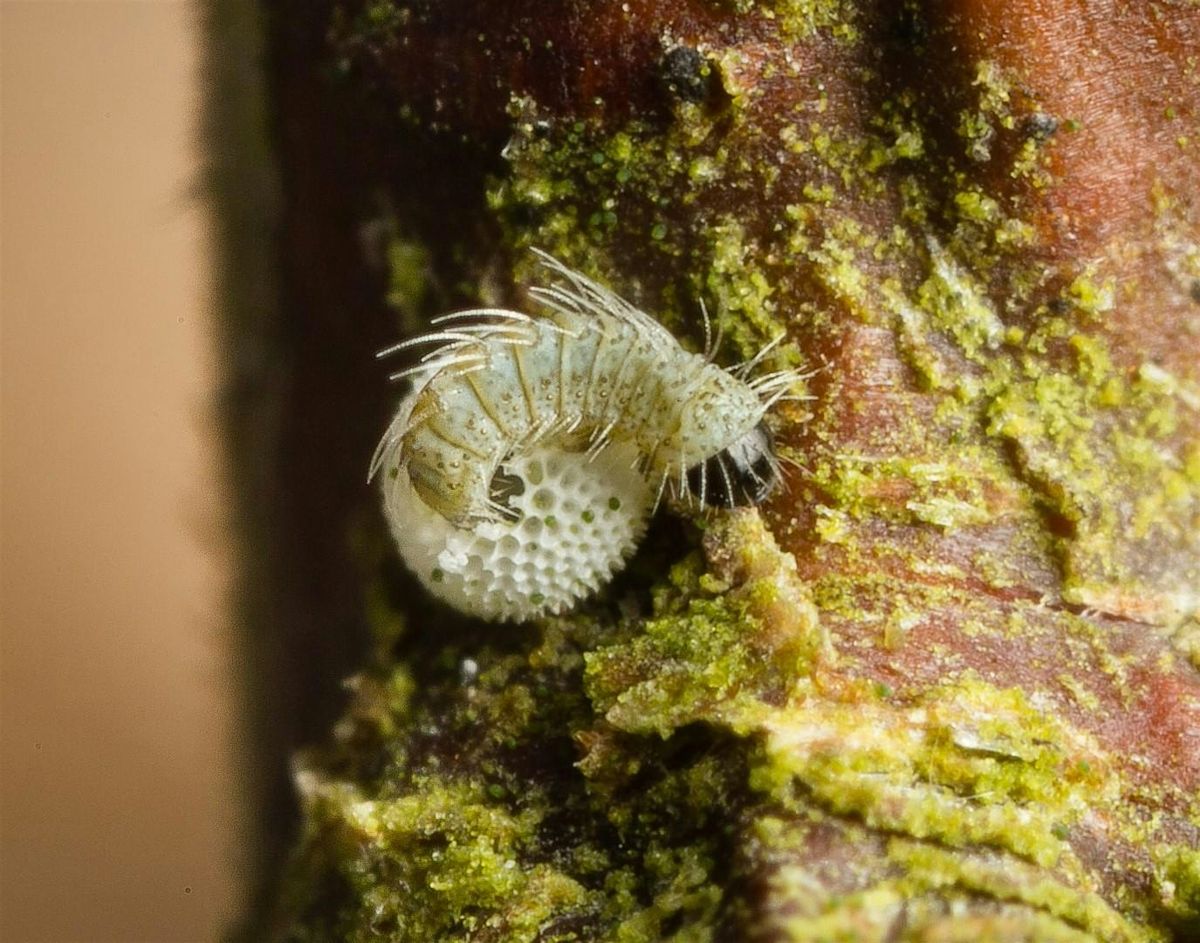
[{"left": 229, "top": 1, "right": 1200, "bottom": 940}]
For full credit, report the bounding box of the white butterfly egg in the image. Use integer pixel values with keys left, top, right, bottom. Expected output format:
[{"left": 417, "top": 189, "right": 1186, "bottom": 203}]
[
  {"left": 382, "top": 434, "right": 650, "bottom": 621},
  {"left": 371, "top": 251, "right": 801, "bottom": 621}
]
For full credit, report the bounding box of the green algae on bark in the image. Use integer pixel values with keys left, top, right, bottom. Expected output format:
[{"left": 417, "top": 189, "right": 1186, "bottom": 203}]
[
  {"left": 281, "top": 516, "right": 818, "bottom": 942},
  {"left": 270, "top": 0, "right": 1200, "bottom": 939},
  {"left": 281, "top": 515, "right": 1196, "bottom": 941}
]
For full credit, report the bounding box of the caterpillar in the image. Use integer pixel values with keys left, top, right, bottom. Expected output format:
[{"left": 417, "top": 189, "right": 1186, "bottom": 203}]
[{"left": 370, "top": 251, "right": 801, "bottom": 621}]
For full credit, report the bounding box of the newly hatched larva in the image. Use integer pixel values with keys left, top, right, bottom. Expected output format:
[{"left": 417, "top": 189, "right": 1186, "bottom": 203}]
[{"left": 370, "top": 251, "right": 801, "bottom": 621}]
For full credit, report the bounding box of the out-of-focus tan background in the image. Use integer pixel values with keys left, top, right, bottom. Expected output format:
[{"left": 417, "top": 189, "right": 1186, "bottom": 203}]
[{"left": 2, "top": 2, "right": 237, "bottom": 940}]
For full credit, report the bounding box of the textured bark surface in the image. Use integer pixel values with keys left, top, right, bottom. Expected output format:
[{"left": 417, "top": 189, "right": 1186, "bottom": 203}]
[{"left": 246, "top": 1, "right": 1200, "bottom": 940}]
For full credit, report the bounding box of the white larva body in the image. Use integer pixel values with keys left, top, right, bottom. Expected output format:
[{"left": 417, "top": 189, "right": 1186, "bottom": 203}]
[{"left": 371, "top": 252, "right": 797, "bottom": 621}]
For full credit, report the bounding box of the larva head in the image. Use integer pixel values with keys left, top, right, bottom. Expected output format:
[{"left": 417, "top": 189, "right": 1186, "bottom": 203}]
[
  {"left": 686, "top": 420, "right": 779, "bottom": 507},
  {"left": 672, "top": 365, "right": 780, "bottom": 507}
]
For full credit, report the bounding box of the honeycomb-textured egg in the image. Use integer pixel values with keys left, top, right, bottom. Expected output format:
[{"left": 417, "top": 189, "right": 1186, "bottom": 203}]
[{"left": 384, "top": 439, "right": 652, "bottom": 621}]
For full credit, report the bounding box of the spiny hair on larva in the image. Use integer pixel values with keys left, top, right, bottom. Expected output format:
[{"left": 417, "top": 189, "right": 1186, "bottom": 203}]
[{"left": 370, "top": 250, "right": 807, "bottom": 621}]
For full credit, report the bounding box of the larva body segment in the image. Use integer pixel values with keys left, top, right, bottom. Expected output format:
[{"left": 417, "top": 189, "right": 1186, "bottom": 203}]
[{"left": 372, "top": 253, "right": 795, "bottom": 621}]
